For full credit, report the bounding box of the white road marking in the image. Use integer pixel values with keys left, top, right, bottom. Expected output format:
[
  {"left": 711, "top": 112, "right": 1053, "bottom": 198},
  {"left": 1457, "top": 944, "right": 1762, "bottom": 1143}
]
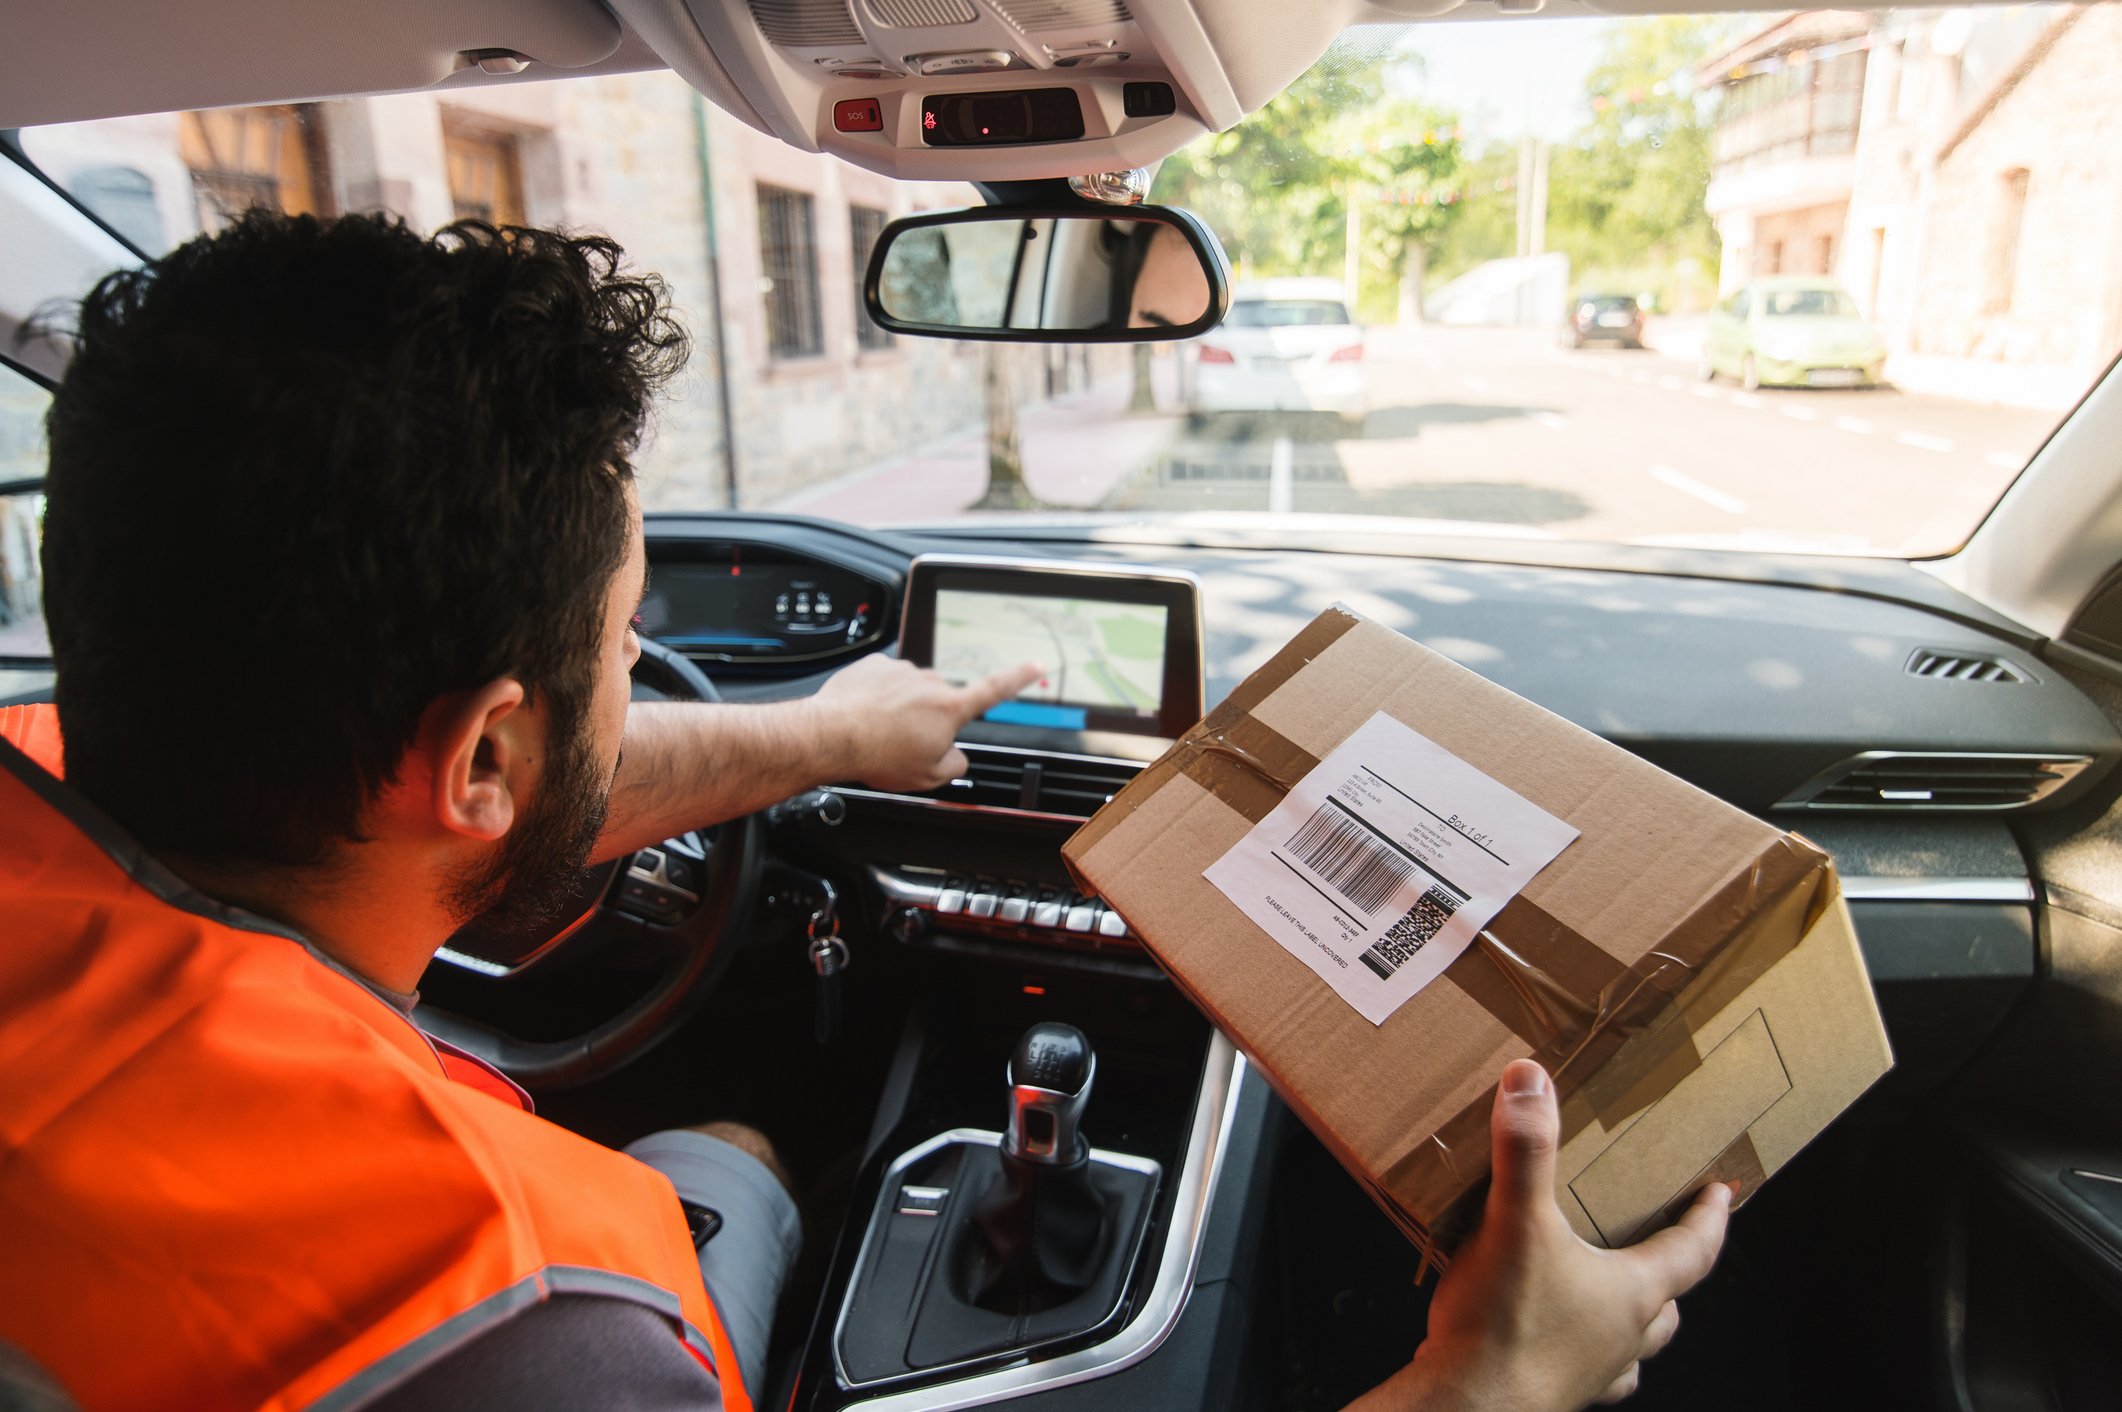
[
  {"left": 1688, "top": 384, "right": 1718, "bottom": 399},
  {"left": 1781, "top": 405, "right": 1818, "bottom": 422},
  {"left": 1731, "top": 391, "right": 1764, "bottom": 409},
  {"left": 1657, "top": 375, "right": 1684, "bottom": 391},
  {"left": 1650, "top": 464, "right": 1747, "bottom": 515},
  {"left": 1531, "top": 410, "right": 1567, "bottom": 431},
  {"left": 1833, "top": 416, "right": 1876, "bottom": 434},
  {"left": 1894, "top": 430, "right": 1955, "bottom": 453},
  {"left": 1629, "top": 371, "right": 1652, "bottom": 384},
  {"left": 1464, "top": 375, "right": 1491, "bottom": 393},
  {"left": 1268, "top": 435, "right": 1294, "bottom": 514},
  {"left": 1986, "top": 450, "right": 2023, "bottom": 470}
]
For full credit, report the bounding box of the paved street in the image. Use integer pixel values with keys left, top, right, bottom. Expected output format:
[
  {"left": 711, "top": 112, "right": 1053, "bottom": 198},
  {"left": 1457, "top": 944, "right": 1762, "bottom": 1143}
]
[
  {"left": 1117, "top": 324, "right": 2061, "bottom": 555},
  {"left": 784, "top": 323, "right": 2064, "bottom": 555}
]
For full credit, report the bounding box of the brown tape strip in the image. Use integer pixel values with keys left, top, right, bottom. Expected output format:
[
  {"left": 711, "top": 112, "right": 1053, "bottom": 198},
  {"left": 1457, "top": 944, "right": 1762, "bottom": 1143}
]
[
  {"left": 1623, "top": 1132, "right": 1766, "bottom": 1247},
  {"left": 1444, "top": 901, "right": 1625, "bottom": 1053},
  {"left": 1379, "top": 836, "right": 1832, "bottom": 1236},
  {"left": 1063, "top": 606, "right": 1358, "bottom": 867},
  {"left": 1170, "top": 714, "right": 1319, "bottom": 825}
]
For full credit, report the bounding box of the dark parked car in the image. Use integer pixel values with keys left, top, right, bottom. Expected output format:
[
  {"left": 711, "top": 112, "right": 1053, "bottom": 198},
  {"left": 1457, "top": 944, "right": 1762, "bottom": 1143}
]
[{"left": 1568, "top": 293, "right": 1645, "bottom": 348}]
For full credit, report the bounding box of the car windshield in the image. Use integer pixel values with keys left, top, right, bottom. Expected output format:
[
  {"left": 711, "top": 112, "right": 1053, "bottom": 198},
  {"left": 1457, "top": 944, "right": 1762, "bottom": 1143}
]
[
  {"left": 11, "top": 3, "right": 2120, "bottom": 579},
  {"left": 1763, "top": 288, "right": 1860, "bottom": 318}
]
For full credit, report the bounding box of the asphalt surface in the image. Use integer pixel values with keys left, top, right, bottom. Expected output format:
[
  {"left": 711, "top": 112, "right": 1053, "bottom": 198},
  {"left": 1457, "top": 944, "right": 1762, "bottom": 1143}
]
[{"left": 1109, "top": 324, "right": 2064, "bottom": 556}]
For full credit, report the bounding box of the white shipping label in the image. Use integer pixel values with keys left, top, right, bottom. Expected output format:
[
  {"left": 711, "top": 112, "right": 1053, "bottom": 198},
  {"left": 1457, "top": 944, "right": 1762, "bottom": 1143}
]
[{"left": 1203, "top": 711, "right": 1581, "bottom": 1025}]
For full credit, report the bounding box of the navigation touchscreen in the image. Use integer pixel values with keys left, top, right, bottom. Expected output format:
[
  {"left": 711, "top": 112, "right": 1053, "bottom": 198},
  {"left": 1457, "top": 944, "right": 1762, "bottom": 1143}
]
[
  {"left": 900, "top": 557, "right": 1203, "bottom": 743},
  {"left": 935, "top": 590, "right": 1168, "bottom": 731}
]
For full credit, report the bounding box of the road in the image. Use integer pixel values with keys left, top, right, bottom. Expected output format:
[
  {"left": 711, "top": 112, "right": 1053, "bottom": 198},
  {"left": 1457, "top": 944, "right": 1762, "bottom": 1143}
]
[{"left": 1108, "top": 323, "right": 2062, "bottom": 556}]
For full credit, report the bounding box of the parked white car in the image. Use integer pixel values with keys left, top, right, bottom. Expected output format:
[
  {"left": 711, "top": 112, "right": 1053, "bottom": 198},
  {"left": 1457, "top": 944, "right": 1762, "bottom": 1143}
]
[{"left": 1186, "top": 278, "right": 1368, "bottom": 420}]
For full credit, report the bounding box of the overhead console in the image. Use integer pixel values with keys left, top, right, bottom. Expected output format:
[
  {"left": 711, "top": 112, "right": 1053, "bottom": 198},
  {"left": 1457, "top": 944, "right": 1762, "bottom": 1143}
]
[{"left": 615, "top": 0, "right": 1363, "bottom": 181}]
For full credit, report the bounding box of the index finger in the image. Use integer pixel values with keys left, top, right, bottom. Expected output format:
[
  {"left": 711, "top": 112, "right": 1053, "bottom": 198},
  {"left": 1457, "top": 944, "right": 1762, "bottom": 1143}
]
[
  {"left": 959, "top": 662, "right": 1044, "bottom": 718},
  {"left": 1622, "top": 1180, "right": 1731, "bottom": 1301}
]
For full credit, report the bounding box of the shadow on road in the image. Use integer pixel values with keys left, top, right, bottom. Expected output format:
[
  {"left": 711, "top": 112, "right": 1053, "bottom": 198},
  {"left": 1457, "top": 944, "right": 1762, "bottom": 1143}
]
[
  {"left": 1181, "top": 403, "right": 1560, "bottom": 445},
  {"left": 1358, "top": 403, "right": 1559, "bottom": 440}
]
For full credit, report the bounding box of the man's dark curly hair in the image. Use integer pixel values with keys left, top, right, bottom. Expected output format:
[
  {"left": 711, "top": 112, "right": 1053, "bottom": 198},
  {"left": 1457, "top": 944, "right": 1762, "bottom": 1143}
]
[{"left": 41, "top": 210, "right": 689, "bottom": 867}]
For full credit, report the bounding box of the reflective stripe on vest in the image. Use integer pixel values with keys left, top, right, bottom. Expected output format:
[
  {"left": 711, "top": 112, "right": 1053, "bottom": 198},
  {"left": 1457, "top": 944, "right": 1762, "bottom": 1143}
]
[{"left": 0, "top": 706, "right": 751, "bottom": 1411}]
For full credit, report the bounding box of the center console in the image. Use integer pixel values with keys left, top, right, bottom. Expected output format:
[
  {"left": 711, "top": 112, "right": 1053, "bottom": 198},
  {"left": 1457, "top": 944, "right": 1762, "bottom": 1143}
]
[{"left": 778, "top": 556, "right": 1258, "bottom": 1408}]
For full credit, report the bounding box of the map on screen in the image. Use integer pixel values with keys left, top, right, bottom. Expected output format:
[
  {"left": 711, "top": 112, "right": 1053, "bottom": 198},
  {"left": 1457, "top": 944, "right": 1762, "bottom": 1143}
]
[{"left": 935, "top": 590, "right": 1166, "bottom": 714}]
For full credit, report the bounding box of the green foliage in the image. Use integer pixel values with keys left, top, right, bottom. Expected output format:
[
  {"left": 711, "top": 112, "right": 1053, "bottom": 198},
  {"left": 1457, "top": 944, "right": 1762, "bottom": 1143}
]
[
  {"left": 1157, "top": 16, "right": 1741, "bottom": 317},
  {"left": 1428, "top": 16, "right": 1741, "bottom": 311},
  {"left": 1153, "top": 49, "right": 1466, "bottom": 301},
  {"left": 1547, "top": 15, "right": 1737, "bottom": 309}
]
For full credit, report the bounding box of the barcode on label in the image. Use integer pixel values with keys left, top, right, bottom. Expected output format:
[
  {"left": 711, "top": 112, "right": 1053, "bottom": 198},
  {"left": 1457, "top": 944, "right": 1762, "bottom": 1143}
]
[
  {"left": 1360, "top": 886, "right": 1462, "bottom": 979},
  {"left": 1285, "top": 801, "right": 1416, "bottom": 915}
]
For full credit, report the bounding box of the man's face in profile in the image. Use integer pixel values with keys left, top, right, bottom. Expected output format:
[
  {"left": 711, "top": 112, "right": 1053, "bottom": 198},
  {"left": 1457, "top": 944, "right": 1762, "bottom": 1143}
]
[{"left": 446, "top": 485, "right": 646, "bottom": 936}]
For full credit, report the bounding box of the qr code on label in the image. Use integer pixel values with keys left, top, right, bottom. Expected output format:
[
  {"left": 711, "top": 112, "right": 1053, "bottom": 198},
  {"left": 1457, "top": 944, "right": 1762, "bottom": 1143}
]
[{"left": 1359, "top": 885, "right": 1461, "bottom": 980}]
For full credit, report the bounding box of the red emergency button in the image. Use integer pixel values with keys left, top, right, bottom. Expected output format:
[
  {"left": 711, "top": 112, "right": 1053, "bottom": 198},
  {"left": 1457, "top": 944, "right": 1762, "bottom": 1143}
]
[{"left": 833, "top": 98, "right": 883, "bottom": 132}]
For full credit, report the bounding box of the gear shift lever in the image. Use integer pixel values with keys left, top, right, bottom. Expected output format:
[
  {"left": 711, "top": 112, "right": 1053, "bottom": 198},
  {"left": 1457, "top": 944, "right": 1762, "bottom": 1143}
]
[
  {"left": 836, "top": 1021, "right": 1163, "bottom": 1380},
  {"left": 960, "top": 1023, "right": 1111, "bottom": 1313},
  {"left": 1003, "top": 1022, "right": 1094, "bottom": 1166}
]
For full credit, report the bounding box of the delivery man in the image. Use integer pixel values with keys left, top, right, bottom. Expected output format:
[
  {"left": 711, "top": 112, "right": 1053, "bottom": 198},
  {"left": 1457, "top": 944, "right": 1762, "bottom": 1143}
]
[{"left": 0, "top": 211, "right": 1729, "bottom": 1412}]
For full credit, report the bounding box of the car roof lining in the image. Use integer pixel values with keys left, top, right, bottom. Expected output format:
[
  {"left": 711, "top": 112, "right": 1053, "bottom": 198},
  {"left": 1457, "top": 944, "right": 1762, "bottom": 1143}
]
[{"left": 6, "top": 0, "right": 1964, "bottom": 165}]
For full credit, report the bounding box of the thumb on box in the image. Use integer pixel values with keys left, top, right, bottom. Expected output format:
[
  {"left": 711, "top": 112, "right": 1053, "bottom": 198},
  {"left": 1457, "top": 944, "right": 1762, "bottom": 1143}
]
[{"left": 1486, "top": 1058, "right": 1559, "bottom": 1223}]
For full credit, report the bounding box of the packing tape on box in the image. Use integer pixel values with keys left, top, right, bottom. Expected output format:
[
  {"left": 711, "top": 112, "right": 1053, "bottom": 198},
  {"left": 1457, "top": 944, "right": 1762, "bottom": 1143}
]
[
  {"left": 1381, "top": 838, "right": 1832, "bottom": 1246},
  {"left": 1065, "top": 602, "right": 1839, "bottom": 1254}
]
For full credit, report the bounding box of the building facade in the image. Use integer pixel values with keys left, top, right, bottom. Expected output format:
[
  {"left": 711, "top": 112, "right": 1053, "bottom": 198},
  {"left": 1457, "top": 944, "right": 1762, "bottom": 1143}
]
[
  {"left": 20, "top": 71, "right": 1041, "bottom": 513},
  {"left": 1701, "top": 4, "right": 2122, "bottom": 395}
]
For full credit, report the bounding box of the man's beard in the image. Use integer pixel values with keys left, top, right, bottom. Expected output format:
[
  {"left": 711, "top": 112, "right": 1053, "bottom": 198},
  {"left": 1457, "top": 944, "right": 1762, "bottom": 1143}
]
[{"left": 446, "top": 719, "right": 615, "bottom": 938}]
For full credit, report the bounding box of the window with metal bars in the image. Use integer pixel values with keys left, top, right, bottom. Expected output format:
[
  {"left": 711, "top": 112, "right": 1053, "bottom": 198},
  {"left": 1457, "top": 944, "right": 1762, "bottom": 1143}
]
[
  {"left": 758, "top": 185, "right": 823, "bottom": 360},
  {"left": 443, "top": 124, "right": 526, "bottom": 226},
  {"left": 849, "top": 205, "right": 892, "bottom": 351},
  {"left": 179, "top": 105, "right": 330, "bottom": 233}
]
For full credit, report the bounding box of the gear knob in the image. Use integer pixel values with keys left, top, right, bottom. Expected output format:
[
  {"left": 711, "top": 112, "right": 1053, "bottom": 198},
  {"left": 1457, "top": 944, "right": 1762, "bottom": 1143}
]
[{"left": 1003, "top": 1023, "right": 1094, "bottom": 1166}]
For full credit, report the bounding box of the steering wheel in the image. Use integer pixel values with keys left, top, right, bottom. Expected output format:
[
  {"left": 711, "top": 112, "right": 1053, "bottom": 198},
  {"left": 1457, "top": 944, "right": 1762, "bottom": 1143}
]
[{"left": 416, "top": 637, "right": 762, "bottom": 1089}]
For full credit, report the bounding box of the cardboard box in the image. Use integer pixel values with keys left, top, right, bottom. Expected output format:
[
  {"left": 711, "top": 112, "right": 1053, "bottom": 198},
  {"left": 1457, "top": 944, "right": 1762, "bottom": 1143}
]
[{"left": 1063, "top": 604, "right": 1893, "bottom": 1257}]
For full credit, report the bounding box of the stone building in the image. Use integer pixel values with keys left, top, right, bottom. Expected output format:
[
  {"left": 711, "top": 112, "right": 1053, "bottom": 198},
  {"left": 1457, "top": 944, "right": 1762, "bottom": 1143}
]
[
  {"left": 1888, "top": 5, "right": 2122, "bottom": 382},
  {"left": 18, "top": 71, "right": 1071, "bottom": 513},
  {"left": 1698, "top": 10, "right": 1874, "bottom": 292},
  {"left": 1700, "top": 4, "right": 2122, "bottom": 399}
]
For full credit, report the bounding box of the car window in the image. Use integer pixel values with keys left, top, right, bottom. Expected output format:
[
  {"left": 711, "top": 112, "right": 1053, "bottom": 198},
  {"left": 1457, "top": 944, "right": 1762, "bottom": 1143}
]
[
  {"left": 1227, "top": 300, "right": 1355, "bottom": 328},
  {"left": 0, "top": 363, "right": 51, "bottom": 671},
  {"left": 17, "top": 6, "right": 2122, "bottom": 560},
  {"left": 1763, "top": 288, "right": 1859, "bottom": 318}
]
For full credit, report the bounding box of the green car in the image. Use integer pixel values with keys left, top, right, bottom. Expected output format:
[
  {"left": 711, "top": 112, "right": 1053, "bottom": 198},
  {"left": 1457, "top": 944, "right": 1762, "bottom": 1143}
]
[{"left": 1702, "top": 278, "right": 1888, "bottom": 390}]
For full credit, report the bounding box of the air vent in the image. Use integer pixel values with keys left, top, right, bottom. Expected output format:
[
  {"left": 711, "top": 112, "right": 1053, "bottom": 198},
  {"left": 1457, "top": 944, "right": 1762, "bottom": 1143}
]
[
  {"left": 1907, "top": 648, "right": 2027, "bottom": 684},
  {"left": 927, "top": 745, "right": 1141, "bottom": 818},
  {"left": 1779, "top": 751, "right": 2094, "bottom": 811},
  {"left": 867, "top": 0, "right": 977, "bottom": 25},
  {"left": 749, "top": 0, "right": 864, "bottom": 47},
  {"left": 990, "top": 0, "right": 1131, "bottom": 30}
]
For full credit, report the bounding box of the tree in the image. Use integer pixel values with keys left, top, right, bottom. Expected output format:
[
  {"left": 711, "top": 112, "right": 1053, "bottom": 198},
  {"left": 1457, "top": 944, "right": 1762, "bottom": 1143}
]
[
  {"left": 976, "top": 344, "right": 1037, "bottom": 510},
  {"left": 1543, "top": 16, "right": 1737, "bottom": 308},
  {"left": 1153, "top": 48, "right": 1469, "bottom": 314}
]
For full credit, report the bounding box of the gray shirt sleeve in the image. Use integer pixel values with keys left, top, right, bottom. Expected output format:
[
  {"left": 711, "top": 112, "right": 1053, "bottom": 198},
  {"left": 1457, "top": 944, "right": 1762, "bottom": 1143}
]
[{"left": 358, "top": 1295, "right": 724, "bottom": 1412}]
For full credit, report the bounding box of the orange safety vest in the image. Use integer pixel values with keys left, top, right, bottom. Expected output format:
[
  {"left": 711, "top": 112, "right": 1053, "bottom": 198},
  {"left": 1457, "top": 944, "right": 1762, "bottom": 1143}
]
[{"left": 0, "top": 705, "right": 751, "bottom": 1411}]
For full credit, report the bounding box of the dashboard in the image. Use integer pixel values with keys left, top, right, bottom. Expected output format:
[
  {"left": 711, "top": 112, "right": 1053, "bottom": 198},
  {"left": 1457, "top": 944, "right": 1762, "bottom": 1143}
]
[{"left": 640, "top": 510, "right": 2122, "bottom": 1102}]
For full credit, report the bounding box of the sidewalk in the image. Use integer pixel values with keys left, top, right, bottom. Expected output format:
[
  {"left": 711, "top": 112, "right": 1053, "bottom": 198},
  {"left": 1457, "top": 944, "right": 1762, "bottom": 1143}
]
[
  {"left": 769, "top": 366, "right": 1183, "bottom": 523},
  {"left": 1872, "top": 352, "right": 2088, "bottom": 412},
  {"left": 1644, "top": 313, "right": 2087, "bottom": 411}
]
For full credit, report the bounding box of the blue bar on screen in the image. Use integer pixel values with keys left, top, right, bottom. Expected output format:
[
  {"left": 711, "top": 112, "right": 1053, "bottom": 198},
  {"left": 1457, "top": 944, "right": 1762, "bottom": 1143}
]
[{"left": 985, "top": 700, "right": 1089, "bottom": 730}]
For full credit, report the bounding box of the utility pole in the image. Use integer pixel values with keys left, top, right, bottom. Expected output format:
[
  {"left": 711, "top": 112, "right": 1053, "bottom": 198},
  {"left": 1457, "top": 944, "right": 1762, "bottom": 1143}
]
[
  {"left": 1344, "top": 181, "right": 1362, "bottom": 307},
  {"left": 1513, "top": 135, "right": 1551, "bottom": 326}
]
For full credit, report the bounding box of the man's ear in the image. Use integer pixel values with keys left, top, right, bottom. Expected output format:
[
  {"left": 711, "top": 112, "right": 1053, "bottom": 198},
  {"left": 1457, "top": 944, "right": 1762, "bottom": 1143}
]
[{"left": 424, "top": 679, "right": 530, "bottom": 842}]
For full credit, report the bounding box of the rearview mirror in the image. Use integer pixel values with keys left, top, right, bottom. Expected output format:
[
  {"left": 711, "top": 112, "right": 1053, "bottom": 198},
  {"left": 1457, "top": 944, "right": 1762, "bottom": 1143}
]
[{"left": 864, "top": 205, "right": 1229, "bottom": 343}]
